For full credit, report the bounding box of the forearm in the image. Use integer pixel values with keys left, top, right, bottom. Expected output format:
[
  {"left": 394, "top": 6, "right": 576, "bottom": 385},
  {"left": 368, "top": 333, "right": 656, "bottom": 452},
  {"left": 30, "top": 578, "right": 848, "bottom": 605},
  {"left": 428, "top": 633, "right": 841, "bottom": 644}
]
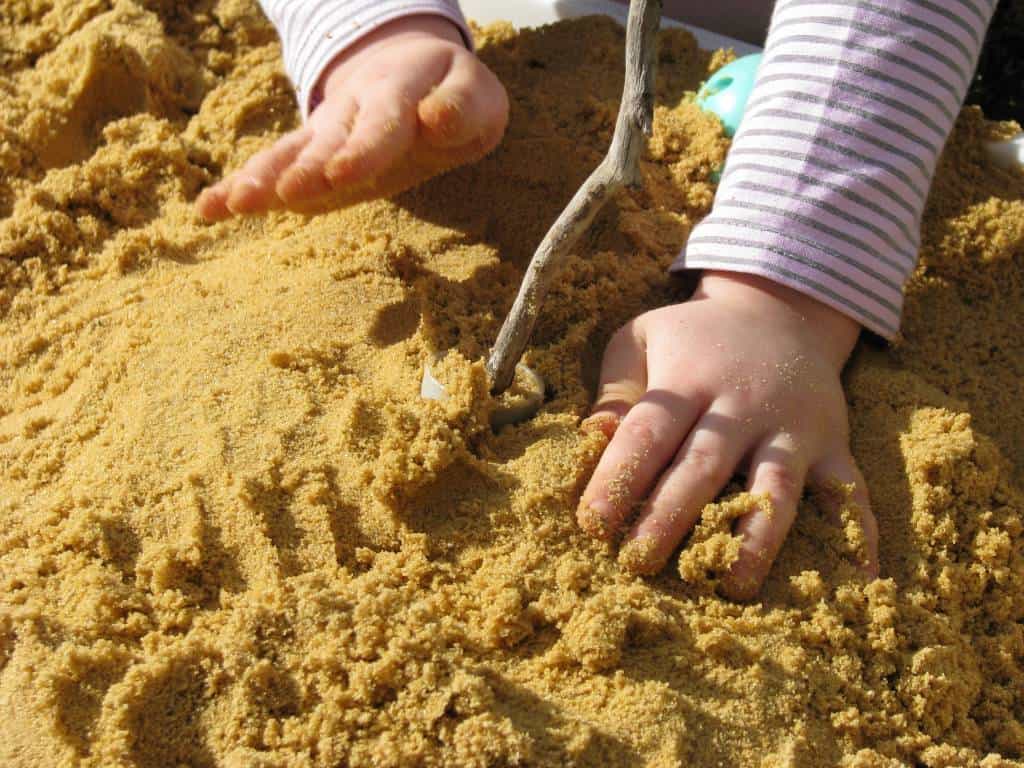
[
  {"left": 676, "top": 0, "right": 998, "bottom": 339},
  {"left": 257, "top": 0, "right": 471, "bottom": 119}
]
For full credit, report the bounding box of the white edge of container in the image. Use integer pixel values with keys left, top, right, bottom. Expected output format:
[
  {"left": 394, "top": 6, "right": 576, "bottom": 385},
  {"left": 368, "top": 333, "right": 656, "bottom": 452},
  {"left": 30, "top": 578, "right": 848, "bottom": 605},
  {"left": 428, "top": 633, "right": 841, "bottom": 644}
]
[
  {"left": 460, "top": 0, "right": 1023, "bottom": 168},
  {"left": 459, "top": 0, "right": 760, "bottom": 55}
]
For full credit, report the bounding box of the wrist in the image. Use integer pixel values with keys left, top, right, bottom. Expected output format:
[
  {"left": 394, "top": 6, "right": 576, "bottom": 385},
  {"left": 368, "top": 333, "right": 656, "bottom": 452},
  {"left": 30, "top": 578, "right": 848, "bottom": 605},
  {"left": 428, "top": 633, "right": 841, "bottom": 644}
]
[
  {"left": 695, "top": 270, "right": 861, "bottom": 368},
  {"left": 316, "top": 15, "right": 465, "bottom": 102}
]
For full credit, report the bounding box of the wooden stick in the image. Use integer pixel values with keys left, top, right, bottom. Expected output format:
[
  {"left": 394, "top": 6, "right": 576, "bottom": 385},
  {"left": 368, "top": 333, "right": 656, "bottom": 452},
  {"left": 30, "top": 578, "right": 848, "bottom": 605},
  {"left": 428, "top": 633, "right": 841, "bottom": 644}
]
[{"left": 486, "top": 0, "right": 663, "bottom": 394}]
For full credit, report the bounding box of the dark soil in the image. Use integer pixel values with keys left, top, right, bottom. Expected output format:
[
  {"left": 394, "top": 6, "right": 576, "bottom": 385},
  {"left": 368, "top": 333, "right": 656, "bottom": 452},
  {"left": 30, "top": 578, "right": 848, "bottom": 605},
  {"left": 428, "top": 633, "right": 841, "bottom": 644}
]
[{"left": 969, "top": 0, "right": 1024, "bottom": 123}]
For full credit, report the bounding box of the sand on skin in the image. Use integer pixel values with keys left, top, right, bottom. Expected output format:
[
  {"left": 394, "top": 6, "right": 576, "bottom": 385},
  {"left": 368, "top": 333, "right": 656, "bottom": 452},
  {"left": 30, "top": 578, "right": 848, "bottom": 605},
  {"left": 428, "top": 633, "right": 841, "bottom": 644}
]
[{"left": 1, "top": 1, "right": 1024, "bottom": 766}]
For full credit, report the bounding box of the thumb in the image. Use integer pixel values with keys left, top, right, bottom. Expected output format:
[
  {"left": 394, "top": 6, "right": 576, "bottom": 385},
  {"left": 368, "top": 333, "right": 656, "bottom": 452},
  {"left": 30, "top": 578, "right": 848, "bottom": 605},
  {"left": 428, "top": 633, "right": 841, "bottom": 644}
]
[
  {"left": 418, "top": 53, "right": 508, "bottom": 150},
  {"left": 583, "top": 321, "right": 647, "bottom": 438}
]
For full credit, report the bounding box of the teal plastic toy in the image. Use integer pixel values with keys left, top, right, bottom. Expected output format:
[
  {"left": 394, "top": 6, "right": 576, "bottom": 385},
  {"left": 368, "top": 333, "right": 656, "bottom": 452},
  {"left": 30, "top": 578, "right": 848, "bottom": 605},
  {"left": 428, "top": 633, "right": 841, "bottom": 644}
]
[{"left": 696, "top": 53, "right": 762, "bottom": 139}]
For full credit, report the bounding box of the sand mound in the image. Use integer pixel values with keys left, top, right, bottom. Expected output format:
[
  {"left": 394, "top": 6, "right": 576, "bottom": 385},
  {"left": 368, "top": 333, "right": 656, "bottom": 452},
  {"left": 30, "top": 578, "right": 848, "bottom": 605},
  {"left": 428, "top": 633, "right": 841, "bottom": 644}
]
[{"left": 1, "top": 2, "right": 1023, "bottom": 766}]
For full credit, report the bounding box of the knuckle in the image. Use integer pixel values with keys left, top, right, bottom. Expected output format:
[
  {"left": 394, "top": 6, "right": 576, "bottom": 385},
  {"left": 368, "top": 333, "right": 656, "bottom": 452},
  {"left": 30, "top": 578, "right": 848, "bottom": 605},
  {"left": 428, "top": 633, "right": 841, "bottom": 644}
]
[
  {"left": 679, "top": 446, "right": 730, "bottom": 489},
  {"left": 620, "top": 414, "right": 660, "bottom": 450},
  {"left": 727, "top": 386, "right": 760, "bottom": 414},
  {"left": 759, "top": 462, "right": 803, "bottom": 500}
]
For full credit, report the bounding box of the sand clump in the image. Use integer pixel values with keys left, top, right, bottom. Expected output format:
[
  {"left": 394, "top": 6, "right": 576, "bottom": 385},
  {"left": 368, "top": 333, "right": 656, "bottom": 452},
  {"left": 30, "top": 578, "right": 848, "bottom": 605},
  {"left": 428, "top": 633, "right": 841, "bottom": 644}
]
[{"left": 1, "top": 2, "right": 1023, "bottom": 766}]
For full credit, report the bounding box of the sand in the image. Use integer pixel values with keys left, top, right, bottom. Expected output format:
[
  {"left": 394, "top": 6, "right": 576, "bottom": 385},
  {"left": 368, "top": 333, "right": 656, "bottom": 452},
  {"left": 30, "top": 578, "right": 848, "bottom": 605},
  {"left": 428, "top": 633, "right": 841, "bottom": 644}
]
[{"left": 1, "top": 2, "right": 1023, "bottom": 766}]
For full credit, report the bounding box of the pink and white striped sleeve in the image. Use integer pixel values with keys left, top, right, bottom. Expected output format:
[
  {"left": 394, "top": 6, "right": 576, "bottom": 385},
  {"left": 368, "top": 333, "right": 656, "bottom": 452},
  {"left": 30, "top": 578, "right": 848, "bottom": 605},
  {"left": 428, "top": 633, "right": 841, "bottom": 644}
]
[
  {"left": 673, "top": 0, "right": 997, "bottom": 339},
  {"left": 257, "top": 0, "right": 471, "bottom": 120}
]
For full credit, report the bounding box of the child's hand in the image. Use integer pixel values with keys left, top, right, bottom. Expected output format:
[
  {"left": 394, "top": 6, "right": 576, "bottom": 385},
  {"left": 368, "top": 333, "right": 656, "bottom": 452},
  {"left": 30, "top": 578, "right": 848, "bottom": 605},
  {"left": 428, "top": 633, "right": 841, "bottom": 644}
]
[
  {"left": 577, "top": 271, "right": 879, "bottom": 599},
  {"left": 197, "top": 15, "right": 508, "bottom": 220}
]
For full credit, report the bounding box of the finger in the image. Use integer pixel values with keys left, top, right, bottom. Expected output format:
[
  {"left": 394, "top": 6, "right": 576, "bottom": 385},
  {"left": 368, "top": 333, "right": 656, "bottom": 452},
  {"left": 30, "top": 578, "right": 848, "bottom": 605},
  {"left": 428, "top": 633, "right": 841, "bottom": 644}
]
[
  {"left": 618, "top": 410, "right": 753, "bottom": 575},
  {"left": 577, "top": 389, "right": 703, "bottom": 542},
  {"left": 418, "top": 54, "right": 509, "bottom": 151},
  {"left": 319, "top": 85, "right": 418, "bottom": 190},
  {"left": 720, "top": 434, "right": 808, "bottom": 601},
  {"left": 222, "top": 128, "right": 313, "bottom": 215},
  {"left": 272, "top": 95, "right": 357, "bottom": 204},
  {"left": 196, "top": 181, "right": 231, "bottom": 221},
  {"left": 582, "top": 323, "right": 647, "bottom": 438},
  {"left": 809, "top": 452, "right": 879, "bottom": 578}
]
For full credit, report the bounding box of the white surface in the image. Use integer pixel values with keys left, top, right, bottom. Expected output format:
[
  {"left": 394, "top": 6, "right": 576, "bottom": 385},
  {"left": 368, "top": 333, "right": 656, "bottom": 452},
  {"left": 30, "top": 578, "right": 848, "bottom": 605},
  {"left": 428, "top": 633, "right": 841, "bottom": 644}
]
[
  {"left": 459, "top": 0, "right": 760, "bottom": 55},
  {"left": 462, "top": 0, "right": 1023, "bottom": 170},
  {"left": 420, "top": 367, "right": 447, "bottom": 401},
  {"left": 986, "top": 133, "right": 1024, "bottom": 171}
]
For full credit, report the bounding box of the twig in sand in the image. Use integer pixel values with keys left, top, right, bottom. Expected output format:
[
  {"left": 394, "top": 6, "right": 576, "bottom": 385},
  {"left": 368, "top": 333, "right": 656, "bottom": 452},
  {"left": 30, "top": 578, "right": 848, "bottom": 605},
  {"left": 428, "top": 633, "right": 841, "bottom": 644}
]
[{"left": 486, "top": 0, "right": 663, "bottom": 393}]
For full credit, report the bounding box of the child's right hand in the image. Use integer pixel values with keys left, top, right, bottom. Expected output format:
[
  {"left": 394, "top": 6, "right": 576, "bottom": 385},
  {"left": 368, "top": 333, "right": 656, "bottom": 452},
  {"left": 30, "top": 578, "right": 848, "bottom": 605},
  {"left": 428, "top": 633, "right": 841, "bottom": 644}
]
[
  {"left": 197, "top": 15, "right": 509, "bottom": 220},
  {"left": 577, "top": 271, "right": 880, "bottom": 599}
]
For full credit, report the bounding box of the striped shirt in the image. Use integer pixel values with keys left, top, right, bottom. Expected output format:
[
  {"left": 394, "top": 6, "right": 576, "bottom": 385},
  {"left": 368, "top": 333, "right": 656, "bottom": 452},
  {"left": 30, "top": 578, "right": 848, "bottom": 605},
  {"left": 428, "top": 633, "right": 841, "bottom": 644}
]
[
  {"left": 258, "top": 0, "right": 995, "bottom": 339},
  {"left": 258, "top": 0, "right": 472, "bottom": 120},
  {"left": 676, "top": 0, "right": 995, "bottom": 338}
]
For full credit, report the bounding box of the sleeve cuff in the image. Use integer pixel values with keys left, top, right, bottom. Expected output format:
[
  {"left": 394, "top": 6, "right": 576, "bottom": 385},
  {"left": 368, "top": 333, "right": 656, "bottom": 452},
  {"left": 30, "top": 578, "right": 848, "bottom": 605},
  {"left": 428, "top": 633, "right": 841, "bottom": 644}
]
[
  {"left": 275, "top": 2, "right": 474, "bottom": 121},
  {"left": 671, "top": 246, "right": 904, "bottom": 341}
]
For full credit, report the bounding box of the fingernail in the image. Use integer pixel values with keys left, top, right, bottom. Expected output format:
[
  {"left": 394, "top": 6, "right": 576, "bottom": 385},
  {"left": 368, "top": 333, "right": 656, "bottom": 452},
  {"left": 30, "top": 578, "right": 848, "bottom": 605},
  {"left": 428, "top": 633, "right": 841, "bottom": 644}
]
[
  {"left": 617, "top": 536, "right": 661, "bottom": 575},
  {"left": 577, "top": 498, "right": 615, "bottom": 540}
]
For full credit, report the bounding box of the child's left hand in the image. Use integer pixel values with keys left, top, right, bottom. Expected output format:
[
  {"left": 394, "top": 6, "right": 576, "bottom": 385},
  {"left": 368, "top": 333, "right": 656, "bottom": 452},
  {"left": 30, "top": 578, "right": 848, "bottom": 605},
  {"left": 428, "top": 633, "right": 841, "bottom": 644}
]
[
  {"left": 196, "top": 15, "right": 507, "bottom": 220},
  {"left": 577, "top": 270, "right": 879, "bottom": 599}
]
